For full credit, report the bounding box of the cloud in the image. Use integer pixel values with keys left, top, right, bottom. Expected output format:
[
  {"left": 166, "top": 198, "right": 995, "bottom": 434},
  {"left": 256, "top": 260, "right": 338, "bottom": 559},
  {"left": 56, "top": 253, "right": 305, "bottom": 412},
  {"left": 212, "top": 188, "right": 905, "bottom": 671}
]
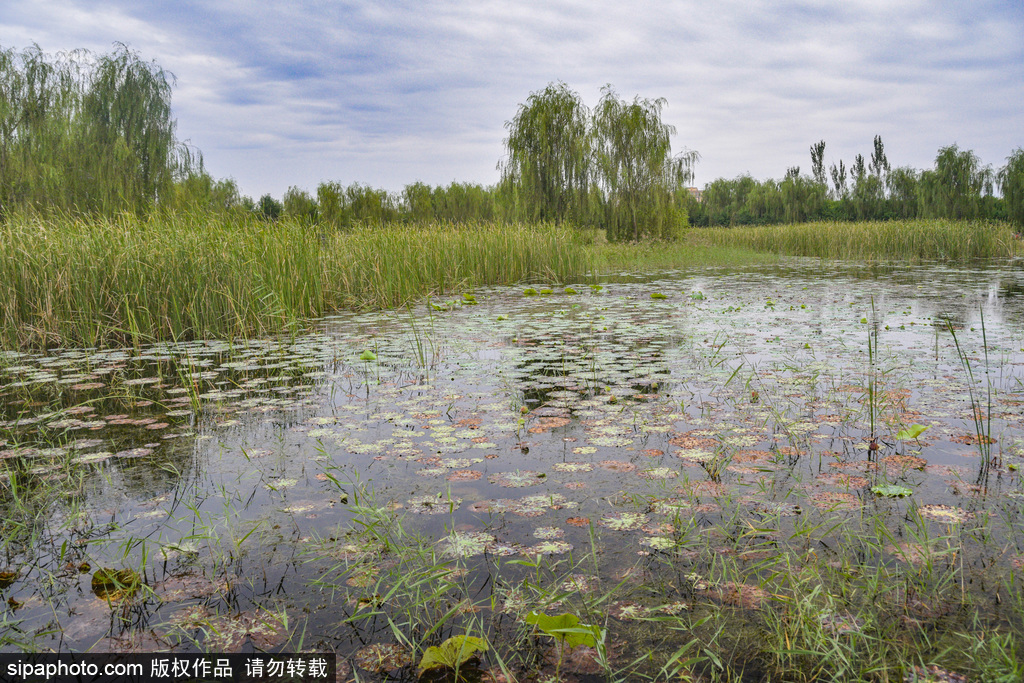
[{"left": 2, "top": 0, "right": 1022, "bottom": 196}]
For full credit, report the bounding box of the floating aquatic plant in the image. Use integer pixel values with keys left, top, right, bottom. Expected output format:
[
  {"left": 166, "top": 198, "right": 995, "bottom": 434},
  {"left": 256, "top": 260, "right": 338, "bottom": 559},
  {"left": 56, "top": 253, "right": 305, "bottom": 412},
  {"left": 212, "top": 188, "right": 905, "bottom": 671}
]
[
  {"left": 895, "top": 424, "right": 929, "bottom": 441},
  {"left": 871, "top": 484, "right": 913, "bottom": 498},
  {"left": 418, "top": 635, "right": 487, "bottom": 676}
]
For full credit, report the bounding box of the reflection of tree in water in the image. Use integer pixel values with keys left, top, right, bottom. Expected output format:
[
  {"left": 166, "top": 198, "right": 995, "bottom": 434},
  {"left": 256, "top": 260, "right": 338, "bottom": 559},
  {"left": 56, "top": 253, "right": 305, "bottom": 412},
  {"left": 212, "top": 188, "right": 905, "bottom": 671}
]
[
  {"left": 933, "top": 310, "right": 967, "bottom": 331},
  {"left": 0, "top": 340, "right": 328, "bottom": 592},
  {"left": 505, "top": 330, "right": 673, "bottom": 410}
]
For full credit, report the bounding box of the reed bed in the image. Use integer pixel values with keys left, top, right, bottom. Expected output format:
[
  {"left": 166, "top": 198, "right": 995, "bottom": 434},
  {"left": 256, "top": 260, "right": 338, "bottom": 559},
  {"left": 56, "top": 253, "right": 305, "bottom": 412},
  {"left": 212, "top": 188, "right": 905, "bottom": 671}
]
[
  {"left": 697, "top": 218, "right": 1022, "bottom": 260},
  {"left": 593, "top": 238, "right": 774, "bottom": 271},
  {"left": 0, "top": 212, "right": 591, "bottom": 348}
]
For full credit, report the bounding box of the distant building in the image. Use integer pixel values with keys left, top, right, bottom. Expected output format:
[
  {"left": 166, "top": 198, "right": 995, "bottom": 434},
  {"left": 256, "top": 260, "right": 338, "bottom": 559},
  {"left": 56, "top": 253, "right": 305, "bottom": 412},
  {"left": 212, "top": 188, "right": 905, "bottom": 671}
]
[{"left": 686, "top": 187, "right": 703, "bottom": 202}]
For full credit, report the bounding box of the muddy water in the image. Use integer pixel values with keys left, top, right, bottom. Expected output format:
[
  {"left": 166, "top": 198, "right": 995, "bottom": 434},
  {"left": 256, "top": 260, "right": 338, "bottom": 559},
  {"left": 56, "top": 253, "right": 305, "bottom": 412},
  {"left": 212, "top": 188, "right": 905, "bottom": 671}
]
[{"left": 1, "top": 258, "right": 1022, "bottom": 676}]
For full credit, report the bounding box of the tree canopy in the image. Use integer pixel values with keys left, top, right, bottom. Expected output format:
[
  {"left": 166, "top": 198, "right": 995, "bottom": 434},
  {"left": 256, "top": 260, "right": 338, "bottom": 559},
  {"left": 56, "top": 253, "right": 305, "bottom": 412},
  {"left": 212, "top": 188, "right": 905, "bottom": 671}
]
[
  {"left": 0, "top": 43, "right": 196, "bottom": 217},
  {"left": 502, "top": 82, "right": 698, "bottom": 241}
]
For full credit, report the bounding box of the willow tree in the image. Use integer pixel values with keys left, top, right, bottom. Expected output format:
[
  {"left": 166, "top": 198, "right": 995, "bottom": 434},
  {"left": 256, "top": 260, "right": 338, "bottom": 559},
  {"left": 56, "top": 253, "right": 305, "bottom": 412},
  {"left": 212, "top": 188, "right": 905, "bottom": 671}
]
[
  {"left": 0, "top": 44, "right": 78, "bottom": 215},
  {"left": 78, "top": 43, "right": 186, "bottom": 213},
  {"left": 998, "top": 148, "right": 1024, "bottom": 228},
  {"left": 918, "top": 145, "right": 992, "bottom": 219},
  {"left": 592, "top": 86, "right": 698, "bottom": 241},
  {"left": 0, "top": 42, "right": 192, "bottom": 217},
  {"left": 501, "top": 82, "right": 592, "bottom": 224}
]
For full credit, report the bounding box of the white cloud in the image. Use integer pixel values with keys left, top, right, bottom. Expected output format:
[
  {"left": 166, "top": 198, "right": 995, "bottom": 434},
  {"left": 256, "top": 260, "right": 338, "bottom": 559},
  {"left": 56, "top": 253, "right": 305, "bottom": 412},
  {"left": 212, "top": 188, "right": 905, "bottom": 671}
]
[{"left": 2, "top": 0, "right": 1021, "bottom": 197}]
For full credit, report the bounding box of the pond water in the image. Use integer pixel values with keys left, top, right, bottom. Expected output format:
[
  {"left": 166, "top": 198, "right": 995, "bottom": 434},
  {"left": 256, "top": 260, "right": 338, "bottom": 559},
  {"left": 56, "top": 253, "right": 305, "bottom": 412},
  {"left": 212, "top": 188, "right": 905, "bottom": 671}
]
[{"left": 2, "top": 258, "right": 1023, "bottom": 679}]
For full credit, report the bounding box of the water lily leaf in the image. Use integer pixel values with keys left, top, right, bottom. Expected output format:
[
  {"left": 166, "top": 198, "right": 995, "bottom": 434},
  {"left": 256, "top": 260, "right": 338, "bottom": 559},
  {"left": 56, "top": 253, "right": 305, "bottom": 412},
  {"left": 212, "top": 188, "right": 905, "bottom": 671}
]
[
  {"left": 525, "top": 611, "right": 599, "bottom": 649},
  {"left": 896, "top": 424, "right": 929, "bottom": 441},
  {"left": 359, "top": 350, "right": 377, "bottom": 362},
  {"left": 418, "top": 635, "right": 487, "bottom": 674},
  {"left": 651, "top": 292, "right": 668, "bottom": 299},
  {"left": 871, "top": 484, "right": 913, "bottom": 498},
  {"left": 523, "top": 288, "right": 538, "bottom": 296}
]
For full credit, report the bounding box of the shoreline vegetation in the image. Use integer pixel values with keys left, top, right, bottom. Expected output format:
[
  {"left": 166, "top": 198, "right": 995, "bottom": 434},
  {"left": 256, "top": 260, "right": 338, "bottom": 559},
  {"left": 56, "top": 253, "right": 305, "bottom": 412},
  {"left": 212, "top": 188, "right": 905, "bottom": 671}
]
[
  {"left": 2, "top": 44, "right": 1024, "bottom": 682},
  {"left": 1, "top": 212, "right": 1020, "bottom": 349}
]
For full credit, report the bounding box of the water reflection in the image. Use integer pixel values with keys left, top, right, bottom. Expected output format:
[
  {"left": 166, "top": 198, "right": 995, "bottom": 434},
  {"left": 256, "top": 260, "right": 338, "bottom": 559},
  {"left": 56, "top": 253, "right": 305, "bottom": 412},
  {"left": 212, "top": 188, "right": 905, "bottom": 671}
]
[{"left": 0, "top": 258, "right": 1022, "bottom": 662}]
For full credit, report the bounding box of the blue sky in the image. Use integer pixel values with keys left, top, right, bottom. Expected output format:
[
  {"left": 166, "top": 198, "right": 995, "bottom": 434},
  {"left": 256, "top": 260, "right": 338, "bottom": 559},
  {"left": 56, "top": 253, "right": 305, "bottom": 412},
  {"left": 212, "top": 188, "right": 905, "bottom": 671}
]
[{"left": 3, "top": 1, "right": 1022, "bottom": 200}]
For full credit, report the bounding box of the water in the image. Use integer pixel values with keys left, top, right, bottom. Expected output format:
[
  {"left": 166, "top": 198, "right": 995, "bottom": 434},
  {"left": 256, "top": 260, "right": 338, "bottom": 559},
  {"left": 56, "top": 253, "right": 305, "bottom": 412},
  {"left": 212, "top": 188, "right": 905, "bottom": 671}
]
[{"left": 1, "top": 258, "right": 1022, "bottom": 679}]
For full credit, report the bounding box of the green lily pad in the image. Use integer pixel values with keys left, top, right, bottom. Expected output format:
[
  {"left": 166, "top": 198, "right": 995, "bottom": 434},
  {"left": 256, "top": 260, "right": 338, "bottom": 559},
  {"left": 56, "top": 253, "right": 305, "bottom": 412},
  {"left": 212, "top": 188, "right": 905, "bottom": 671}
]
[
  {"left": 525, "top": 611, "right": 600, "bottom": 649},
  {"left": 419, "top": 635, "right": 487, "bottom": 674},
  {"left": 359, "top": 350, "right": 377, "bottom": 362},
  {"left": 896, "top": 424, "right": 929, "bottom": 441},
  {"left": 871, "top": 484, "right": 913, "bottom": 498},
  {"left": 651, "top": 292, "right": 668, "bottom": 299}
]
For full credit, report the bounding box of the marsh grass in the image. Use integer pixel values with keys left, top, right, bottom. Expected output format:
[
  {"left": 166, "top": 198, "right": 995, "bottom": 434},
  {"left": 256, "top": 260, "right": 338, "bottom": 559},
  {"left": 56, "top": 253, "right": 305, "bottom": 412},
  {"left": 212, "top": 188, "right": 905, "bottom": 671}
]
[
  {"left": 297, "top": 467, "right": 1024, "bottom": 682},
  {"left": 0, "top": 212, "right": 591, "bottom": 348},
  {"left": 592, "top": 234, "right": 774, "bottom": 272},
  {"left": 697, "top": 218, "right": 1022, "bottom": 261}
]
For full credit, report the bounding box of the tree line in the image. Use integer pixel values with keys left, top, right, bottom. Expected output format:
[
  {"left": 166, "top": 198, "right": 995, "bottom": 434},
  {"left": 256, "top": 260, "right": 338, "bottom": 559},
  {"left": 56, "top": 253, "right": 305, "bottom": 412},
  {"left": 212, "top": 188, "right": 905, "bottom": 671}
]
[
  {"left": 2, "top": 44, "right": 1022, "bottom": 234},
  {"left": 693, "top": 136, "right": 1024, "bottom": 228}
]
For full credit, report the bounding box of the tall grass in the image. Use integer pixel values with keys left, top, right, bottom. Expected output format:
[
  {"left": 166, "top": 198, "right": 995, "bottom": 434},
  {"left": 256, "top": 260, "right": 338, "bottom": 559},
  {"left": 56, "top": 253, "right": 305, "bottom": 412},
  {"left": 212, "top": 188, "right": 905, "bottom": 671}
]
[
  {"left": 592, "top": 234, "right": 775, "bottom": 271},
  {"left": 697, "top": 219, "right": 1022, "bottom": 260},
  {"left": 0, "top": 212, "right": 592, "bottom": 348}
]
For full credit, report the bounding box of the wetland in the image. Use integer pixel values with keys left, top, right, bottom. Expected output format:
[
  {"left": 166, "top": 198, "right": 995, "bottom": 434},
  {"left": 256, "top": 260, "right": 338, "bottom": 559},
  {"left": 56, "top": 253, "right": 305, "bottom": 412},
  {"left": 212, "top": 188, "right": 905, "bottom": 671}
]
[{"left": 2, "top": 258, "right": 1024, "bottom": 682}]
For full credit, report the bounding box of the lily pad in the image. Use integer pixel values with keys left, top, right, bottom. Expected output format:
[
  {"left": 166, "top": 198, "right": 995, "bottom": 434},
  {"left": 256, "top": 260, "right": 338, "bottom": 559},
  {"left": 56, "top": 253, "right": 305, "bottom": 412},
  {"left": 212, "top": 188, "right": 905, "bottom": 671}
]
[
  {"left": 525, "top": 611, "right": 600, "bottom": 649},
  {"left": 419, "top": 635, "right": 487, "bottom": 675},
  {"left": 871, "top": 484, "right": 913, "bottom": 498}
]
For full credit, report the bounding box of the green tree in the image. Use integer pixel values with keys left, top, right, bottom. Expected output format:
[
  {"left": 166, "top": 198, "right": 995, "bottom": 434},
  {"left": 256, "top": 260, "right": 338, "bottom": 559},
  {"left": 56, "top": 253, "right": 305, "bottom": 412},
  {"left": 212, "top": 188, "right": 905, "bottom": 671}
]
[
  {"left": 501, "top": 82, "right": 591, "bottom": 224},
  {"left": 869, "top": 135, "right": 889, "bottom": 179},
  {"left": 170, "top": 170, "right": 245, "bottom": 214},
  {"left": 829, "top": 160, "right": 848, "bottom": 199},
  {"left": 701, "top": 178, "right": 734, "bottom": 226},
  {"left": 317, "top": 181, "right": 346, "bottom": 228},
  {"left": 810, "top": 140, "right": 827, "bottom": 187},
  {"left": 282, "top": 186, "right": 318, "bottom": 223},
  {"left": 80, "top": 43, "right": 184, "bottom": 213},
  {"left": 997, "top": 148, "right": 1024, "bottom": 228},
  {"left": 256, "top": 193, "right": 282, "bottom": 220},
  {"left": 0, "top": 42, "right": 194, "bottom": 217},
  {"left": 886, "top": 166, "right": 919, "bottom": 219},
  {"left": 780, "top": 167, "right": 824, "bottom": 223},
  {"left": 592, "top": 86, "right": 697, "bottom": 240},
  {"left": 745, "top": 178, "right": 783, "bottom": 224},
  {"left": 918, "top": 144, "right": 991, "bottom": 219},
  {"left": 402, "top": 181, "right": 434, "bottom": 223}
]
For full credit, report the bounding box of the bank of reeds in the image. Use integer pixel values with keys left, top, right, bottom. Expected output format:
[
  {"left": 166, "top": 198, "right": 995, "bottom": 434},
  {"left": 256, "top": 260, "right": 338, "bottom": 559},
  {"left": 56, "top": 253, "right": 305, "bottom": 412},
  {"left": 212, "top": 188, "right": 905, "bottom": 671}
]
[
  {"left": 593, "top": 236, "right": 774, "bottom": 271},
  {"left": 697, "top": 219, "right": 1022, "bottom": 261},
  {"left": 0, "top": 212, "right": 591, "bottom": 348}
]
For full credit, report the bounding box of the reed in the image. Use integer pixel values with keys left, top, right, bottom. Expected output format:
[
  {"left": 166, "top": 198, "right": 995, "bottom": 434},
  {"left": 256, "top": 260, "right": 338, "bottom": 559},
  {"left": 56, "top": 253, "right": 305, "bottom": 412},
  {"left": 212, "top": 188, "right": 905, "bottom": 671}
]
[
  {"left": 697, "top": 219, "right": 1021, "bottom": 260},
  {"left": 0, "top": 211, "right": 592, "bottom": 348}
]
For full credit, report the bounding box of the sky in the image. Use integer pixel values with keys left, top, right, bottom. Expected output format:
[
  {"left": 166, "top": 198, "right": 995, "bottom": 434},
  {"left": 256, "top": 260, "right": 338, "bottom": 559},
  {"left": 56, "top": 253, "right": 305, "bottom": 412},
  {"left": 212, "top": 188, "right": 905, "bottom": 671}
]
[{"left": 3, "top": 1, "right": 1022, "bottom": 200}]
